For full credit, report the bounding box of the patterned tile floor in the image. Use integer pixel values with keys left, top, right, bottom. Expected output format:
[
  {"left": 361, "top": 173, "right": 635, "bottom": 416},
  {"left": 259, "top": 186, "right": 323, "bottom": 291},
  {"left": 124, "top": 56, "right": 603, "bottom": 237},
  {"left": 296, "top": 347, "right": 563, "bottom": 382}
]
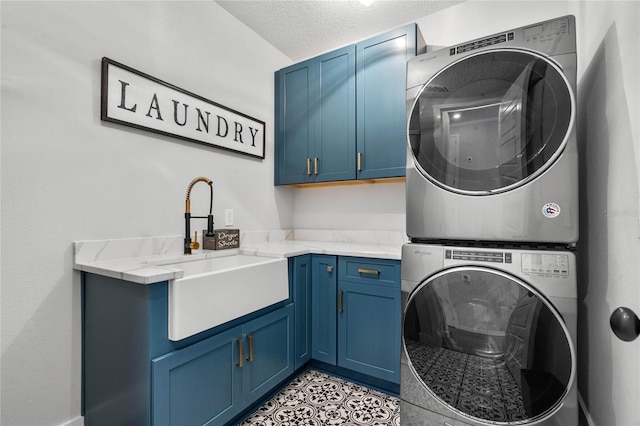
[{"left": 239, "top": 369, "right": 400, "bottom": 425}]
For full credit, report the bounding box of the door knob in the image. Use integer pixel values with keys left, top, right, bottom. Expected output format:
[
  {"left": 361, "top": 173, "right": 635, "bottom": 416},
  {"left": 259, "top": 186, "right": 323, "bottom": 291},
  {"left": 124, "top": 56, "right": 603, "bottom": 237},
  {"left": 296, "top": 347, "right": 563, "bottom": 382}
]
[{"left": 610, "top": 307, "right": 640, "bottom": 342}]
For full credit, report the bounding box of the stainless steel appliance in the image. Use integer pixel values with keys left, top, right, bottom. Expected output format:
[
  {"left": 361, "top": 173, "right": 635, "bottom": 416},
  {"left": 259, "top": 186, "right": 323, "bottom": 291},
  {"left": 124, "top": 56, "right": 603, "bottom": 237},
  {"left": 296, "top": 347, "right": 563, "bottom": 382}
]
[
  {"left": 406, "top": 15, "right": 578, "bottom": 244},
  {"left": 401, "top": 243, "right": 578, "bottom": 425}
]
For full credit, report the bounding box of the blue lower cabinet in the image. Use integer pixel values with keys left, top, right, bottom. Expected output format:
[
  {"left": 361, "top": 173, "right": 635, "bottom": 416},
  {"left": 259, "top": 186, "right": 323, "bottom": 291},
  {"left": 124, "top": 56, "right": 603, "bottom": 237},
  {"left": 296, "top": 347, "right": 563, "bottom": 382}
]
[
  {"left": 292, "top": 256, "right": 312, "bottom": 369},
  {"left": 242, "top": 306, "right": 295, "bottom": 407},
  {"left": 151, "top": 326, "right": 243, "bottom": 426},
  {"left": 336, "top": 257, "right": 401, "bottom": 384},
  {"left": 152, "top": 305, "right": 294, "bottom": 426},
  {"left": 311, "top": 255, "right": 338, "bottom": 364},
  {"left": 337, "top": 281, "right": 401, "bottom": 383},
  {"left": 310, "top": 256, "right": 401, "bottom": 386}
]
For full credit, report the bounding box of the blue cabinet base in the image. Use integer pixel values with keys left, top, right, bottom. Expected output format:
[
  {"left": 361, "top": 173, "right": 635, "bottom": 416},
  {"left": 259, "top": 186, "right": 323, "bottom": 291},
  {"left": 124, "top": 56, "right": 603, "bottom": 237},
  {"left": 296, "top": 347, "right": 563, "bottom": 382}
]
[{"left": 82, "top": 272, "right": 294, "bottom": 426}]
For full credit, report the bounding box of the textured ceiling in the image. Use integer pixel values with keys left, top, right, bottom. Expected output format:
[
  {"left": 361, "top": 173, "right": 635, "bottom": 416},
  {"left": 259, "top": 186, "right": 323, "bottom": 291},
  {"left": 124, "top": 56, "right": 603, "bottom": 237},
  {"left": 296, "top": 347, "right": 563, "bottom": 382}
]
[{"left": 215, "top": 0, "right": 464, "bottom": 61}]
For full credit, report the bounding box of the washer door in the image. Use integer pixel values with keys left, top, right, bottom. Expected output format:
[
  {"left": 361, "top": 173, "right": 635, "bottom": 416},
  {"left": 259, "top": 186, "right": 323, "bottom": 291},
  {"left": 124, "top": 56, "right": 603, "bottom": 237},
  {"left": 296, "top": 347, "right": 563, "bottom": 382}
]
[
  {"left": 403, "top": 267, "right": 575, "bottom": 424},
  {"left": 408, "top": 49, "right": 574, "bottom": 194}
]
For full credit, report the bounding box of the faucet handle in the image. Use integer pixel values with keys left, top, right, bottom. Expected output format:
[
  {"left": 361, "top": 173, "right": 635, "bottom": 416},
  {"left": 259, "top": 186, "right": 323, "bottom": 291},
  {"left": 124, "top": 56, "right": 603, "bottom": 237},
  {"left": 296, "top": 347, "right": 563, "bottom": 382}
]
[{"left": 189, "top": 231, "right": 200, "bottom": 250}]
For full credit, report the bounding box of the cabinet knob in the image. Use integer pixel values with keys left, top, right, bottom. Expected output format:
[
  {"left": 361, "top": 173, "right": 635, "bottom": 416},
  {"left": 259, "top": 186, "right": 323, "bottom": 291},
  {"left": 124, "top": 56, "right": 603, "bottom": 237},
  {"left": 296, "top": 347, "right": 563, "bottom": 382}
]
[{"left": 327, "top": 265, "right": 333, "bottom": 272}]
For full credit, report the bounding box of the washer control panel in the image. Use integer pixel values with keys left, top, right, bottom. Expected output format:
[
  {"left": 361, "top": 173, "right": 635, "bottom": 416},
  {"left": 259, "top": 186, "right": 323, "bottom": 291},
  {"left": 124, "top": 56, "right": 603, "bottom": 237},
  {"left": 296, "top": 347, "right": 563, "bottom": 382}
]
[
  {"left": 445, "top": 249, "right": 512, "bottom": 263},
  {"left": 521, "top": 253, "right": 569, "bottom": 276}
]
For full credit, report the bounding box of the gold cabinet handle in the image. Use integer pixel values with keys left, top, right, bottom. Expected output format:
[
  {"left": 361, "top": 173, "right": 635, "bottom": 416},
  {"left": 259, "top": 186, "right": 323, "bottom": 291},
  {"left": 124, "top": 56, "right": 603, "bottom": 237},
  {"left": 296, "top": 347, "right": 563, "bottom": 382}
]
[
  {"left": 327, "top": 265, "right": 333, "bottom": 272},
  {"left": 357, "top": 152, "right": 362, "bottom": 171},
  {"left": 307, "top": 158, "right": 311, "bottom": 176},
  {"left": 236, "top": 338, "right": 244, "bottom": 367},
  {"left": 246, "top": 333, "right": 254, "bottom": 362},
  {"left": 314, "top": 157, "right": 318, "bottom": 175},
  {"left": 358, "top": 268, "right": 380, "bottom": 275},
  {"left": 338, "top": 289, "right": 343, "bottom": 313}
]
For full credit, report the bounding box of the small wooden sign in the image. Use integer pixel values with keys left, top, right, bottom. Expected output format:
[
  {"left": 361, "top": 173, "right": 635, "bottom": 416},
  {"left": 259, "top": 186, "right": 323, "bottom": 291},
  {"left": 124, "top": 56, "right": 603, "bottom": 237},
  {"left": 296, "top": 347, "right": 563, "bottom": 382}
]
[
  {"left": 214, "top": 229, "right": 240, "bottom": 250},
  {"left": 101, "top": 57, "right": 265, "bottom": 159}
]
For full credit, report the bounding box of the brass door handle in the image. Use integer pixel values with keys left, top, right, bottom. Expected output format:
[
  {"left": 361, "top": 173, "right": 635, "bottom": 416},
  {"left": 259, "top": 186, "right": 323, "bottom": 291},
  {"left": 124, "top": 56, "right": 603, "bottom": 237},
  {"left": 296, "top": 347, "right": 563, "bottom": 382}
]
[
  {"left": 357, "top": 152, "right": 362, "bottom": 171},
  {"left": 236, "top": 338, "right": 244, "bottom": 367},
  {"left": 314, "top": 157, "right": 319, "bottom": 175},
  {"left": 358, "top": 268, "right": 380, "bottom": 275},
  {"left": 338, "top": 290, "right": 343, "bottom": 313},
  {"left": 246, "top": 333, "right": 254, "bottom": 362},
  {"left": 307, "top": 158, "right": 311, "bottom": 176}
]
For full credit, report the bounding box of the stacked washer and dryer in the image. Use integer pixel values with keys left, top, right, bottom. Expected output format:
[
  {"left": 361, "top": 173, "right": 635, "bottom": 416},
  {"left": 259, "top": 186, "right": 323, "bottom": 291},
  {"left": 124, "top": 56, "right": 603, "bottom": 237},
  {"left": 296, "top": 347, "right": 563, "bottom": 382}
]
[{"left": 401, "top": 16, "right": 579, "bottom": 426}]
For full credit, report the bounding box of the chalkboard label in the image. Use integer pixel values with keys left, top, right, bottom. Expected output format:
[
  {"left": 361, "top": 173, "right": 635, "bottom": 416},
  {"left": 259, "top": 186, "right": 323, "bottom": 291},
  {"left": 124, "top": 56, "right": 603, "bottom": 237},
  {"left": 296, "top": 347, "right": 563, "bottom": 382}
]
[{"left": 214, "top": 229, "right": 240, "bottom": 250}]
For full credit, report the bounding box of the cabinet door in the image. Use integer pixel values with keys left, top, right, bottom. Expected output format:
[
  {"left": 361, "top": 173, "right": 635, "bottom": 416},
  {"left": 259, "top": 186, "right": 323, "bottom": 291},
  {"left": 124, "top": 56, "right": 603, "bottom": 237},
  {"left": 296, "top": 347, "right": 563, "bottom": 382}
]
[
  {"left": 275, "top": 59, "right": 315, "bottom": 185},
  {"left": 151, "top": 326, "right": 243, "bottom": 426},
  {"left": 292, "top": 256, "right": 312, "bottom": 369},
  {"left": 313, "top": 45, "right": 356, "bottom": 182},
  {"left": 356, "top": 24, "right": 417, "bottom": 179},
  {"left": 337, "top": 282, "right": 401, "bottom": 384},
  {"left": 311, "top": 255, "right": 338, "bottom": 364},
  {"left": 241, "top": 304, "right": 294, "bottom": 407}
]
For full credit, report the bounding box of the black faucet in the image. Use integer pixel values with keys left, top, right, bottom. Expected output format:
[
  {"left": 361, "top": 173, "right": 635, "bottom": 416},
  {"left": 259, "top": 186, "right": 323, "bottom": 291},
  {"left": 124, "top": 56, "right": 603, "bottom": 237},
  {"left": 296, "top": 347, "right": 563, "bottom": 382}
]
[{"left": 184, "top": 176, "right": 214, "bottom": 254}]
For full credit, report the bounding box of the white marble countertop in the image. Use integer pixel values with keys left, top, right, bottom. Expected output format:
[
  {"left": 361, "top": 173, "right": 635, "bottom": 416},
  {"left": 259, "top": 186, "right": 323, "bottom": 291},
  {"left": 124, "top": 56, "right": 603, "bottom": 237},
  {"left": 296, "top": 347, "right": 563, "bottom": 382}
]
[{"left": 73, "top": 230, "right": 406, "bottom": 285}]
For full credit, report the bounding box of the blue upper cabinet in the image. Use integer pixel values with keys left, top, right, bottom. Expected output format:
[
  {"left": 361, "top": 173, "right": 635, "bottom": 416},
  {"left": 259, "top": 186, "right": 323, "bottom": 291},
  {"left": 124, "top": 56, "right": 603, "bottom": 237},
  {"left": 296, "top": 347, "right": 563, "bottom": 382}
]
[
  {"left": 313, "top": 47, "right": 357, "bottom": 182},
  {"left": 275, "top": 24, "right": 421, "bottom": 185},
  {"left": 275, "top": 46, "right": 355, "bottom": 185},
  {"left": 356, "top": 24, "right": 418, "bottom": 180},
  {"left": 275, "top": 58, "right": 315, "bottom": 185}
]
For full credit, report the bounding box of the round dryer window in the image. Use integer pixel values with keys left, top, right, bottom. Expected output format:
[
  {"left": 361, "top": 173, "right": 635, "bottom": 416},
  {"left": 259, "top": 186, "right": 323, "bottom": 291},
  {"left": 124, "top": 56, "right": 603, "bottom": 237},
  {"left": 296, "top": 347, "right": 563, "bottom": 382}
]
[
  {"left": 403, "top": 267, "right": 575, "bottom": 424},
  {"left": 408, "top": 49, "right": 575, "bottom": 194}
]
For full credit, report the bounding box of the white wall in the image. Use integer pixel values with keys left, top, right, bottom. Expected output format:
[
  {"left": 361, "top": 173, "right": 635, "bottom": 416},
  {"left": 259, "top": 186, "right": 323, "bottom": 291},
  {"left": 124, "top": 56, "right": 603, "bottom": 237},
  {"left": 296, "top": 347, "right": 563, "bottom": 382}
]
[
  {"left": 292, "top": 182, "right": 407, "bottom": 231},
  {"left": 570, "top": 2, "right": 640, "bottom": 425},
  {"left": 0, "top": 2, "right": 292, "bottom": 425}
]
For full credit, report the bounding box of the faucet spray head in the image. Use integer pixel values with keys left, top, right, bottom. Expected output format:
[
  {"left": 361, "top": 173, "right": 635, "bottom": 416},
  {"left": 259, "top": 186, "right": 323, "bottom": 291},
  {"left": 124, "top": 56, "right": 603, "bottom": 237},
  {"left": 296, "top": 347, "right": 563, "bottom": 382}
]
[{"left": 185, "top": 176, "right": 212, "bottom": 213}]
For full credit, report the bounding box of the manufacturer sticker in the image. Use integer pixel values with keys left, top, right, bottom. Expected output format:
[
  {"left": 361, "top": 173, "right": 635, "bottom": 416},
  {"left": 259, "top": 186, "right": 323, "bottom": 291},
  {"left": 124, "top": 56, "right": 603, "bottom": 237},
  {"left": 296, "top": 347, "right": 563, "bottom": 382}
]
[{"left": 542, "top": 202, "right": 561, "bottom": 218}]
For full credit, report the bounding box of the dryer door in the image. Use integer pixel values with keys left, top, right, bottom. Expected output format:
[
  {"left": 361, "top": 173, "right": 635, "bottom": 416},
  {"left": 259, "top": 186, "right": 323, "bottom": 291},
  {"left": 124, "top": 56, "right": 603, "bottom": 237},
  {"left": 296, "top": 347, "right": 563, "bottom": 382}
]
[
  {"left": 407, "top": 49, "right": 574, "bottom": 195},
  {"left": 403, "top": 267, "right": 575, "bottom": 424}
]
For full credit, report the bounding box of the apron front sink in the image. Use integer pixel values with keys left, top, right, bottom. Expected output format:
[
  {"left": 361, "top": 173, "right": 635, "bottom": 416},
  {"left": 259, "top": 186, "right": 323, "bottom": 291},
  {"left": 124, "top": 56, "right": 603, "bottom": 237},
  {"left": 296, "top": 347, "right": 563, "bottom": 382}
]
[{"left": 162, "top": 254, "right": 288, "bottom": 341}]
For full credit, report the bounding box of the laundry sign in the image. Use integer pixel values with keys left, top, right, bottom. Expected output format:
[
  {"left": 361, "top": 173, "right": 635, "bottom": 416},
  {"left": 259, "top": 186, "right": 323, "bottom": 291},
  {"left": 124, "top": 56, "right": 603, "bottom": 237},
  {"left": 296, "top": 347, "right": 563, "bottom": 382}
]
[{"left": 101, "top": 57, "right": 265, "bottom": 159}]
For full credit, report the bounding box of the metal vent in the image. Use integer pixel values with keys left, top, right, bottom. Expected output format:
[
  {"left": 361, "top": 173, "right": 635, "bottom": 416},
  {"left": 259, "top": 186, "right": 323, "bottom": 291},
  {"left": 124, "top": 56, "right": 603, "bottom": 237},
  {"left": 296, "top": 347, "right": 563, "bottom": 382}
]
[{"left": 450, "top": 32, "right": 514, "bottom": 55}]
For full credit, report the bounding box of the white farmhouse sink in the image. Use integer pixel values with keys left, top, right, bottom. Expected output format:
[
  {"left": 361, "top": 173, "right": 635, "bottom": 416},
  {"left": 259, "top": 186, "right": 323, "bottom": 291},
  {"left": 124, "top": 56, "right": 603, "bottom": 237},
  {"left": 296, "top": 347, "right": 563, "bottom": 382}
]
[{"left": 162, "top": 254, "right": 288, "bottom": 341}]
